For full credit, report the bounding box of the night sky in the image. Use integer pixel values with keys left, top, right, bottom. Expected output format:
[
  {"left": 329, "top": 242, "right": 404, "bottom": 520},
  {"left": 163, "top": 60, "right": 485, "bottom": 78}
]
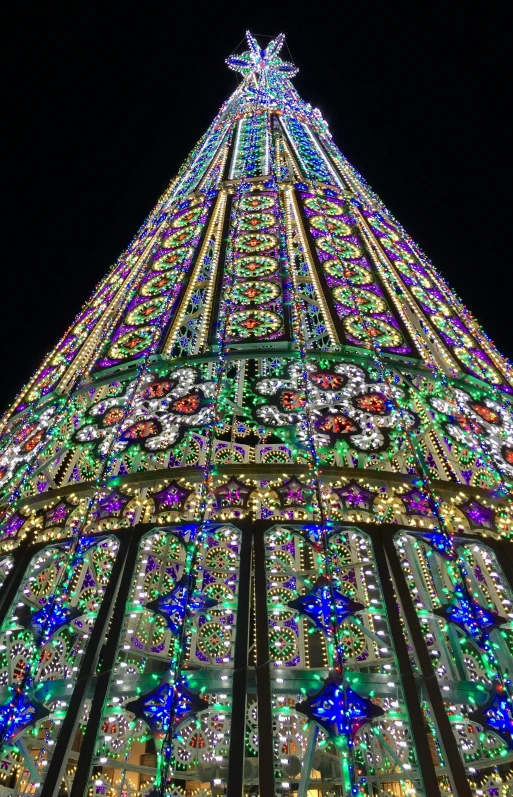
[{"left": 1, "top": 3, "right": 510, "bottom": 411}]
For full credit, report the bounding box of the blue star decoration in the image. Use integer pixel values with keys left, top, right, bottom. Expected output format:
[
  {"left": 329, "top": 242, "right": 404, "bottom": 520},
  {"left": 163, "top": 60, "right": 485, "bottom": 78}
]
[
  {"left": 226, "top": 31, "right": 298, "bottom": 78},
  {"left": 296, "top": 673, "right": 384, "bottom": 738},
  {"left": 288, "top": 576, "right": 364, "bottom": 632},
  {"left": 417, "top": 531, "right": 455, "bottom": 560},
  {"left": 146, "top": 576, "right": 218, "bottom": 636},
  {"left": 19, "top": 601, "right": 82, "bottom": 641},
  {"left": 0, "top": 691, "right": 49, "bottom": 745},
  {"left": 125, "top": 680, "right": 208, "bottom": 736},
  {"left": 433, "top": 586, "right": 507, "bottom": 642},
  {"left": 469, "top": 683, "right": 513, "bottom": 748}
]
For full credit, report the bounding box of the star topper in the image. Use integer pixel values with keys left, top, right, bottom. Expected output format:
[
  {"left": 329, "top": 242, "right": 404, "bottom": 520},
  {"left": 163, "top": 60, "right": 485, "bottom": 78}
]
[{"left": 226, "top": 31, "right": 298, "bottom": 78}]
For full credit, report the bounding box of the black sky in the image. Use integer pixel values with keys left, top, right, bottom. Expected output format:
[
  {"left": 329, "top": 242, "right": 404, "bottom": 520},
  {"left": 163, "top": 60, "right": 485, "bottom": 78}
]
[{"left": 1, "top": 2, "right": 511, "bottom": 411}]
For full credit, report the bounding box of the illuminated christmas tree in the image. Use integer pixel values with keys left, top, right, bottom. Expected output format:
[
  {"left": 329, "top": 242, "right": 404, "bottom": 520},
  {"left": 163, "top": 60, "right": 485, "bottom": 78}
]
[{"left": 0, "top": 30, "right": 512, "bottom": 797}]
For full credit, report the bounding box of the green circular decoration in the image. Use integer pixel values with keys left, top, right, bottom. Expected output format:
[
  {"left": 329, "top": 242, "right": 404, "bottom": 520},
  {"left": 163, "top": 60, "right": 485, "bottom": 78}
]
[
  {"left": 152, "top": 247, "right": 191, "bottom": 271},
  {"left": 269, "top": 625, "right": 298, "bottom": 662},
  {"left": 125, "top": 297, "right": 167, "bottom": 326},
  {"left": 369, "top": 216, "right": 401, "bottom": 241},
  {"left": 267, "top": 587, "right": 296, "bottom": 619},
  {"left": 332, "top": 285, "right": 387, "bottom": 313},
  {"left": 394, "top": 259, "right": 432, "bottom": 288},
  {"left": 323, "top": 260, "right": 372, "bottom": 284},
  {"left": 108, "top": 327, "right": 153, "bottom": 359},
  {"left": 231, "top": 280, "right": 280, "bottom": 305},
  {"left": 206, "top": 546, "right": 234, "bottom": 569},
  {"left": 343, "top": 316, "right": 403, "bottom": 348},
  {"left": 317, "top": 237, "right": 362, "bottom": 259},
  {"left": 304, "top": 196, "right": 346, "bottom": 215},
  {"left": 172, "top": 207, "right": 202, "bottom": 227},
  {"left": 339, "top": 620, "right": 366, "bottom": 658},
  {"left": 161, "top": 225, "right": 197, "bottom": 249},
  {"left": 411, "top": 286, "right": 448, "bottom": 315},
  {"left": 233, "top": 255, "right": 279, "bottom": 278},
  {"left": 197, "top": 622, "right": 231, "bottom": 659},
  {"left": 239, "top": 212, "right": 276, "bottom": 231},
  {"left": 384, "top": 239, "right": 417, "bottom": 264},
  {"left": 309, "top": 215, "right": 352, "bottom": 236},
  {"left": 235, "top": 233, "right": 277, "bottom": 254},
  {"left": 239, "top": 194, "right": 275, "bottom": 212},
  {"left": 228, "top": 309, "right": 282, "bottom": 338},
  {"left": 141, "top": 273, "right": 175, "bottom": 296}
]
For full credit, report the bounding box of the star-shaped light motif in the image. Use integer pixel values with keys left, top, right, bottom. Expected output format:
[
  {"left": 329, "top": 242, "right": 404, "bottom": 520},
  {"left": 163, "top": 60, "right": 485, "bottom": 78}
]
[{"left": 226, "top": 31, "right": 298, "bottom": 78}]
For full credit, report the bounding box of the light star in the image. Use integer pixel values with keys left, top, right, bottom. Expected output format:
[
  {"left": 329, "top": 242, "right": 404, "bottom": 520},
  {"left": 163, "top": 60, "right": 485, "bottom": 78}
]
[{"left": 226, "top": 31, "right": 298, "bottom": 78}]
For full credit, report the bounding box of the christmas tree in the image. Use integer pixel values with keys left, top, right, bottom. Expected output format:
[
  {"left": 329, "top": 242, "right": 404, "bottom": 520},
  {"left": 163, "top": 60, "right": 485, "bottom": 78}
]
[{"left": 0, "top": 31, "right": 511, "bottom": 797}]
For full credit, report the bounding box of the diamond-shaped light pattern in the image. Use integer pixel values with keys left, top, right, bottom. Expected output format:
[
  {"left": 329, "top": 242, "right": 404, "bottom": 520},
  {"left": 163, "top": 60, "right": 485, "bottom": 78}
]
[
  {"left": 296, "top": 674, "right": 384, "bottom": 738},
  {"left": 288, "top": 575, "right": 364, "bottom": 631}
]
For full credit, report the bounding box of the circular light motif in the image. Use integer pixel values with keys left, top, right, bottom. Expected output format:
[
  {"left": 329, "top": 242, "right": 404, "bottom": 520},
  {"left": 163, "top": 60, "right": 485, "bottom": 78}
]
[
  {"left": 108, "top": 327, "right": 154, "bottom": 359},
  {"left": 239, "top": 212, "right": 276, "bottom": 231},
  {"left": 384, "top": 239, "right": 417, "bottom": 264},
  {"left": 332, "top": 285, "right": 387, "bottom": 313},
  {"left": 172, "top": 207, "right": 202, "bottom": 227},
  {"left": 125, "top": 297, "right": 167, "bottom": 326},
  {"left": 161, "top": 225, "right": 196, "bottom": 249},
  {"left": 343, "top": 317, "right": 403, "bottom": 348},
  {"left": 269, "top": 625, "right": 298, "bottom": 662},
  {"left": 369, "top": 215, "right": 401, "bottom": 241},
  {"left": 317, "top": 237, "right": 362, "bottom": 259},
  {"left": 304, "top": 197, "right": 345, "bottom": 215},
  {"left": 340, "top": 620, "right": 366, "bottom": 658},
  {"left": 234, "top": 255, "right": 279, "bottom": 278},
  {"left": 152, "top": 247, "right": 191, "bottom": 272},
  {"left": 411, "top": 286, "right": 448, "bottom": 315},
  {"left": 395, "top": 260, "right": 432, "bottom": 288},
  {"left": 231, "top": 281, "right": 280, "bottom": 305},
  {"left": 141, "top": 273, "right": 175, "bottom": 296},
  {"left": 309, "top": 216, "right": 352, "bottom": 236},
  {"left": 323, "top": 261, "right": 372, "bottom": 283},
  {"left": 197, "top": 622, "right": 231, "bottom": 660},
  {"left": 239, "top": 194, "right": 275, "bottom": 212},
  {"left": 235, "top": 233, "right": 277, "bottom": 254},
  {"left": 228, "top": 310, "right": 282, "bottom": 338}
]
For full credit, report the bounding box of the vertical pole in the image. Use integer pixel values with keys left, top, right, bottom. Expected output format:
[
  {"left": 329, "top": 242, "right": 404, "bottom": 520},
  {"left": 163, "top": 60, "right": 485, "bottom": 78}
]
[
  {"left": 379, "top": 527, "right": 473, "bottom": 797},
  {"left": 253, "top": 525, "right": 275, "bottom": 797},
  {"left": 226, "top": 524, "right": 253, "bottom": 797}
]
